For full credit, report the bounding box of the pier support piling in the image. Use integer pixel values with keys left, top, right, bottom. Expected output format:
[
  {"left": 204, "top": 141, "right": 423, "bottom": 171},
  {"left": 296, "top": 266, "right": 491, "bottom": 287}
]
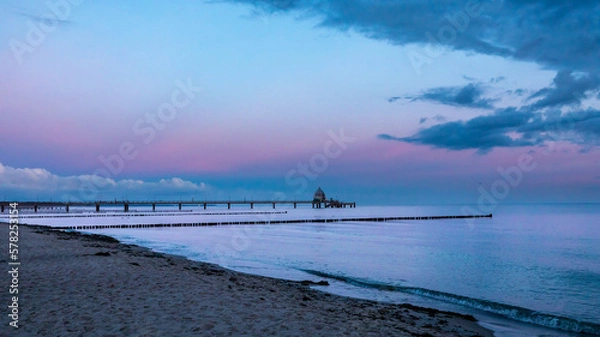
[{"left": 0, "top": 198, "right": 359, "bottom": 214}]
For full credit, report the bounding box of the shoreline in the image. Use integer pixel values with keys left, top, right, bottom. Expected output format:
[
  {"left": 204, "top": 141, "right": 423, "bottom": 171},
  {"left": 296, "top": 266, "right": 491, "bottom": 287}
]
[{"left": 1, "top": 224, "right": 493, "bottom": 336}]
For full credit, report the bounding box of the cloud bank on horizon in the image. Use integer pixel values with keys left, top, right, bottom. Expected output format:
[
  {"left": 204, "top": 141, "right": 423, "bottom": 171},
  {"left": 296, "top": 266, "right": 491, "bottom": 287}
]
[{"left": 0, "top": 163, "right": 208, "bottom": 201}]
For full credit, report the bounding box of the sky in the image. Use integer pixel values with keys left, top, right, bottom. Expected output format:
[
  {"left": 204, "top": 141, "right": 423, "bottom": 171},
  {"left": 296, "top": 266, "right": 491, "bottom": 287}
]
[{"left": 1, "top": 0, "right": 599, "bottom": 205}]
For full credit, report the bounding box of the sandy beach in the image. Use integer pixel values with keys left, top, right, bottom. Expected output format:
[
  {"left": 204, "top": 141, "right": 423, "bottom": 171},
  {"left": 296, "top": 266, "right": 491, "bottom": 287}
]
[{"left": 1, "top": 224, "right": 493, "bottom": 337}]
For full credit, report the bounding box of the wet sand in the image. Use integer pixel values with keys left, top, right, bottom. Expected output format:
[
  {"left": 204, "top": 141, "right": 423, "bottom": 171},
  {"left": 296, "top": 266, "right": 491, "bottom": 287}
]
[{"left": 0, "top": 224, "right": 493, "bottom": 337}]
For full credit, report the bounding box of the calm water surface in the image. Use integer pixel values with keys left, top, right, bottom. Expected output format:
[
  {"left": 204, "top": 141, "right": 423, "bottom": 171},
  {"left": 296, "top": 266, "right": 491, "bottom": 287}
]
[{"left": 82, "top": 204, "right": 599, "bottom": 336}]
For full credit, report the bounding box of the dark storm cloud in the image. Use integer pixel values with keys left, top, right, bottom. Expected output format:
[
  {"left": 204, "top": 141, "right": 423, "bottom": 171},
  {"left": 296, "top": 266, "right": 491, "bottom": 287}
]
[
  {"left": 527, "top": 70, "right": 600, "bottom": 109},
  {"left": 225, "top": 0, "right": 600, "bottom": 72},
  {"left": 17, "top": 11, "right": 73, "bottom": 25},
  {"left": 379, "top": 108, "right": 539, "bottom": 153},
  {"left": 402, "top": 83, "right": 496, "bottom": 109},
  {"left": 11, "top": 5, "right": 74, "bottom": 25},
  {"left": 379, "top": 107, "right": 600, "bottom": 153},
  {"left": 380, "top": 69, "right": 600, "bottom": 152},
  {"left": 225, "top": 0, "right": 600, "bottom": 152}
]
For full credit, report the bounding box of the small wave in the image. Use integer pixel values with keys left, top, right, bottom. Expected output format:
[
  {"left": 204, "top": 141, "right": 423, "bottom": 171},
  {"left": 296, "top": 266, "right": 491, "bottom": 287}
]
[{"left": 301, "top": 269, "right": 600, "bottom": 335}]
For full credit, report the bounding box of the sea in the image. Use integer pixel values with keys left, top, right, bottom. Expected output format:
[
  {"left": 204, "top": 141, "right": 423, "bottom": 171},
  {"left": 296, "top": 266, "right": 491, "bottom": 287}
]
[{"left": 12, "top": 203, "right": 600, "bottom": 336}]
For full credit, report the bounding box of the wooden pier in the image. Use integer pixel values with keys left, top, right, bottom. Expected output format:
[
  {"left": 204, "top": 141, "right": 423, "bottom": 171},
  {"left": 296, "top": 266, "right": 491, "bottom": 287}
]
[
  {"left": 39, "top": 214, "right": 492, "bottom": 230},
  {"left": 0, "top": 199, "right": 356, "bottom": 213}
]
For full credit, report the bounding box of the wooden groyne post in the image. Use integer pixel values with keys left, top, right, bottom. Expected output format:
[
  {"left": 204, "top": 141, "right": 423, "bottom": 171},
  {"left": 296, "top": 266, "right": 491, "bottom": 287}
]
[{"left": 48, "top": 214, "right": 492, "bottom": 230}]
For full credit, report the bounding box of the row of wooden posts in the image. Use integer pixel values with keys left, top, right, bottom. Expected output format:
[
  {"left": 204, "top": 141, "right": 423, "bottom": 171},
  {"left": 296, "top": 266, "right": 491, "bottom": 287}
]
[{"left": 51, "top": 214, "right": 492, "bottom": 230}]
